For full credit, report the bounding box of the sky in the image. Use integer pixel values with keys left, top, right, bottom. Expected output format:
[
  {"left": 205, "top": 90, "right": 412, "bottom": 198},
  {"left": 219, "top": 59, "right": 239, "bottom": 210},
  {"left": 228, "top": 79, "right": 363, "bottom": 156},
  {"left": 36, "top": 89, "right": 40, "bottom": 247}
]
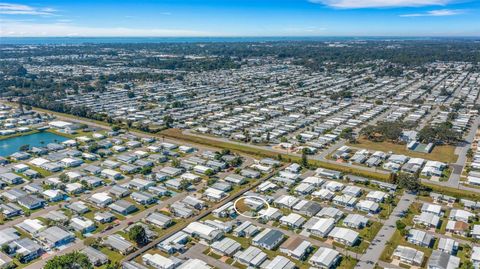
[{"left": 0, "top": 0, "right": 479, "bottom": 37}]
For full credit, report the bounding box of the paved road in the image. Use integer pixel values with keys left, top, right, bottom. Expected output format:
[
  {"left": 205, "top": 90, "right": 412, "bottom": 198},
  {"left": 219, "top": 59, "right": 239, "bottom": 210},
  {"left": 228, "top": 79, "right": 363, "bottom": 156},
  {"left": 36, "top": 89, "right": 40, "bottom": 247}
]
[
  {"left": 179, "top": 243, "right": 236, "bottom": 269},
  {"left": 447, "top": 116, "right": 479, "bottom": 187},
  {"left": 355, "top": 192, "right": 416, "bottom": 269},
  {"left": 120, "top": 164, "right": 286, "bottom": 263},
  {"left": 184, "top": 130, "right": 391, "bottom": 176}
]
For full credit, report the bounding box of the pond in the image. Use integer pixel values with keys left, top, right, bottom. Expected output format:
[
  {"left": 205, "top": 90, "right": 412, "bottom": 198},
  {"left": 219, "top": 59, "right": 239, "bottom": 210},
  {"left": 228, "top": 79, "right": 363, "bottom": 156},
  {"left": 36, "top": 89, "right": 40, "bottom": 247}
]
[{"left": 0, "top": 131, "right": 69, "bottom": 157}]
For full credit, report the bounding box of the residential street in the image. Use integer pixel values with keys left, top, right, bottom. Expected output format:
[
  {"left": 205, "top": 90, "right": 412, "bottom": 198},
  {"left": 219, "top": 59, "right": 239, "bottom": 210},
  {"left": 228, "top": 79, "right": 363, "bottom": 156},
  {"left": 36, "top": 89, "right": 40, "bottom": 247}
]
[{"left": 355, "top": 191, "right": 416, "bottom": 269}]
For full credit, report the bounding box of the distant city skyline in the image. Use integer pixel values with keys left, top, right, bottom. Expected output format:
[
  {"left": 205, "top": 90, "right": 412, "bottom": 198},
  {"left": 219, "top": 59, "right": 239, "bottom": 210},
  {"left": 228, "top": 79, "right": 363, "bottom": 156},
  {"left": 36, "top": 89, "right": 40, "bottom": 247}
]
[{"left": 0, "top": 0, "right": 479, "bottom": 37}]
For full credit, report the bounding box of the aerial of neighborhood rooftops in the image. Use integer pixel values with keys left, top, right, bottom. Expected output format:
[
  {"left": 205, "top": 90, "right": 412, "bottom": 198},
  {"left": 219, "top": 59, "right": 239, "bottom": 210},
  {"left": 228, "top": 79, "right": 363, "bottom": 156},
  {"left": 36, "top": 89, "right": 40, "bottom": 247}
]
[{"left": 1, "top": 41, "right": 480, "bottom": 269}]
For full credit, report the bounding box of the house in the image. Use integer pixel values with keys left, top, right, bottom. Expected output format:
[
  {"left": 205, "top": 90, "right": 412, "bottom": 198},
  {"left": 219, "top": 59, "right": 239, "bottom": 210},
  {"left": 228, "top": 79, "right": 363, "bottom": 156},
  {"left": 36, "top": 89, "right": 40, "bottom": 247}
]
[
  {"left": 332, "top": 194, "right": 356, "bottom": 208},
  {"left": 159, "top": 167, "right": 183, "bottom": 177},
  {"left": 342, "top": 186, "right": 362, "bottom": 197},
  {"left": 66, "top": 182, "right": 84, "bottom": 194},
  {"left": 280, "top": 236, "right": 312, "bottom": 260},
  {"left": 16, "top": 218, "right": 46, "bottom": 235},
  {"left": 142, "top": 253, "right": 181, "bottom": 269},
  {"left": 294, "top": 183, "right": 315, "bottom": 195},
  {"left": 131, "top": 191, "right": 157, "bottom": 205},
  {"left": 184, "top": 222, "right": 223, "bottom": 242},
  {"left": 104, "top": 234, "right": 134, "bottom": 255},
  {"left": 312, "top": 189, "right": 335, "bottom": 200},
  {"left": 280, "top": 213, "right": 306, "bottom": 229},
  {"left": 407, "top": 229, "right": 434, "bottom": 247},
  {"left": 263, "top": 256, "right": 295, "bottom": 269},
  {"left": 43, "top": 210, "right": 68, "bottom": 222},
  {"left": 101, "top": 169, "right": 122, "bottom": 180},
  {"left": 323, "top": 181, "right": 344, "bottom": 192},
  {"left": 94, "top": 212, "right": 116, "bottom": 223},
  {"left": 0, "top": 203, "right": 23, "bottom": 218},
  {"left": 393, "top": 246, "right": 424, "bottom": 266},
  {"left": 414, "top": 212, "right": 441, "bottom": 228},
  {"left": 422, "top": 203, "right": 443, "bottom": 216},
  {"left": 109, "top": 185, "right": 131, "bottom": 198},
  {"left": 157, "top": 231, "right": 189, "bottom": 254},
  {"left": 0, "top": 227, "right": 20, "bottom": 246},
  {"left": 449, "top": 209, "right": 474, "bottom": 223},
  {"left": 234, "top": 246, "right": 268, "bottom": 267},
  {"left": 123, "top": 261, "right": 148, "bottom": 269},
  {"left": 471, "top": 247, "right": 480, "bottom": 268},
  {"left": 258, "top": 207, "right": 282, "bottom": 221},
  {"left": 8, "top": 238, "right": 43, "bottom": 263},
  {"left": 60, "top": 157, "right": 83, "bottom": 167},
  {"left": 366, "top": 191, "right": 387, "bottom": 203},
  {"left": 317, "top": 207, "right": 344, "bottom": 221},
  {"left": 2, "top": 188, "right": 27, "bottom": 201},
  {"left": 328, "top": 227, "right": 359, "bottom": 246},
  {"left": 89, "top": 192, "right": 113, "bottom": 207},
  {"left": 17, "top": 195, "right": 45, "bottom": 210},
  {"left": 446, "top": 220, "right": 469, "bottom": 236},
  {"left": 356, "top": 200, "right": 380, "bottom": 214},
  {"left": 274, "top": 195, "right": 300, "bottom": 209},
  {"left": 315, "top": 168, "right": 342, "bottom": 179},
  {"left": 437, "top": 238, "right": 459, "bottom": 255},
  {"left": 67, "top": 201, "right": 90, "bottom": 214},
  {"left": 70, "top": 217, "right": 96, "bottom": 233},
  {"left": 145, "top": 212, "right": 173, "bottom": 229},
  {"left": 233, "top": 221, "right": 260, "bottom": 238},
  {"left": 309, "top": 247, "right": 340, "bottom": 269},
  {"left": 108, "top": 200, "right": 138, "bottom": 215},
  {"left": 37, "top": 226, "right": 75, "bottom": 248},
  {"left": 224, "top": 174, "right": 246, "bottom": 185},
  {"left": 81, "top": 246, "right": 109, "bottom": 266},
  {"left": 427, "top": 250, "right": 460, "bottom": 269},
  {"left": 42, "top": 189, "right": 65, "bottom": 202},
  {"left": 211, "top": 237, "right": 242, "bottom": 257},
  {"left": 292, "top": 200, "right": 321, "bottom": 217},
  {"left": 182, "top": 196, "right": 205, "bottom": 210},
  {"left": 203, "top": 188, "right": 227, "bottom": 201},
  {"left": 0, "top": 172, "right": 24, "bottom": 184},
  {"left": 473, "top": 225, "right": 480, "bottom": 239},
  {"left": 240, "top": 169, "right": 260, "bottom": 178},
  {"left": 301, "top": 176, "right": 325, "bottom": 186},
  {"left": 252, "top": 228, "right": 284, "bottom": 250},
  {"left": 343, "top": 214, "right": 369, "bottom": 229}
]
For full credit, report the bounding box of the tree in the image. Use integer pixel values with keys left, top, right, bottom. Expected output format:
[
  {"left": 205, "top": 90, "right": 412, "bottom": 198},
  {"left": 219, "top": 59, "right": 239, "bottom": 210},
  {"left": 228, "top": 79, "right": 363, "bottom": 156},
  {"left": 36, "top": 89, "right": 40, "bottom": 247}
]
[
  {"left": 301, "top": 148, "right": 309, "bottom": 168},
  {"left": 171, "top": 158, "right": 180, "bottom": 168},
  {"left": 1, "top": 244, "right": 10, "bottom": 254},
  {"left": 19, "top": 144, "right": 30, "bottom": 152},
  {"left": 128, "top": 225, "right": 148, "bottom": 246},
  {"left": 396, "top": 173, "right": 421, "bottom": 192},
  {"left": 163, "top": 115, "right": 174, "bottom": 128},
  {"left": 44, "top": 252, "right": 93, "bottom": 269},
  {"left": 127, "top": 91, "right": 135, "bottom": 98},
  {"left": 105, "top": 262, "right": 121, "bottom": 269},
  {"left": 204, "top": 169, "right": 214, "bottom": 177}
]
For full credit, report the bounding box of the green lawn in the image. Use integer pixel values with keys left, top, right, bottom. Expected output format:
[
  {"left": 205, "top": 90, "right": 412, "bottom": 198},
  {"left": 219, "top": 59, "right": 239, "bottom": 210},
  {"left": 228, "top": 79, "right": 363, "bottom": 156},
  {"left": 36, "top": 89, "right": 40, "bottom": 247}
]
[
  {"left": 100, "top": 247, "right": 124, "bottom": 263},
  {"left": 349, "top": 138, "right": 458, "bottom": 163}
]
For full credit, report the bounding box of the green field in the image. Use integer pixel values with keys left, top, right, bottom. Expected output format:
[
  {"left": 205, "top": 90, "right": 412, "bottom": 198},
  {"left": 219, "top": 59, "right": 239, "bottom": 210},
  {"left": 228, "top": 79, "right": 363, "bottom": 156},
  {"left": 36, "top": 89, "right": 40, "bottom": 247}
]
[{"left": 349, "top": 138, "right": 458, "bottom": 163}]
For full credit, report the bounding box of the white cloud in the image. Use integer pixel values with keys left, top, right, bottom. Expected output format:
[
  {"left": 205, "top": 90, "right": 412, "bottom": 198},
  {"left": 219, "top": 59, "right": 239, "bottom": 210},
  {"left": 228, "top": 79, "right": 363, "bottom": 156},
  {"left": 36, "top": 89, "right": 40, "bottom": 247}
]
[
  {"left": 400, "top": 8, "right": 465, "bottom": 16},
  {"left": 0, "top": 20, "right": 211, "bottom": 37},
  {"left": 0, "top": 3, "right": 56, "bottom": 15},
  {"left": 308, "top": 0, "right": 453, "bottom": 8}
]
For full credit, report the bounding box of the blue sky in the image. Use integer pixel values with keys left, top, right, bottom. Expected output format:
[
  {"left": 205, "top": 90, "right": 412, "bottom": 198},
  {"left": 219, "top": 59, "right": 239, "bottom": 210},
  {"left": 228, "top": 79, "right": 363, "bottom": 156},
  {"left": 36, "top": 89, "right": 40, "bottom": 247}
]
[{"left": 0, "top": 0, "right": 479, "bottom": 37}]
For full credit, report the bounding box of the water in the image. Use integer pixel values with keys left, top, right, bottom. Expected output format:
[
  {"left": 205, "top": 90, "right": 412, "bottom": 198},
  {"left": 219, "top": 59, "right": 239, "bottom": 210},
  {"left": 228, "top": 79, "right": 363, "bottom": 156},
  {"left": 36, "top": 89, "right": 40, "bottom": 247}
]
[
  {"left": 0, "top": 131, "right": 69, "bottom": 157},
  {"left": 1, "top": 36, "right": 472, "bottom": 45}
]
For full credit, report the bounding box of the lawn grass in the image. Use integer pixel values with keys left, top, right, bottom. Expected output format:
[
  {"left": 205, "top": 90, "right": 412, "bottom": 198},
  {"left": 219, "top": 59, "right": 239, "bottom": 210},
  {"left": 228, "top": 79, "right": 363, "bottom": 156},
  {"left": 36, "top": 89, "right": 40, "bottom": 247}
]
[
  {"left": 100, "top": 247, "right": 124, "bottom": 263},
  {"left": 349, "top": 138, "right": 458, "bottom": 163},
  {"left": 160, "top": 128, "right": 392, "bottom": 182}
]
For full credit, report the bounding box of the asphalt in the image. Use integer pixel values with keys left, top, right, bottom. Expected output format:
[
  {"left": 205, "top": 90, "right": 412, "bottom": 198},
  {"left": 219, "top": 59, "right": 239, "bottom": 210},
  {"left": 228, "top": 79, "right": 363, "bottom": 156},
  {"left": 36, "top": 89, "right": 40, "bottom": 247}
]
[{"left": 355, "top": 191, "right": 416, "bottom": 269}]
